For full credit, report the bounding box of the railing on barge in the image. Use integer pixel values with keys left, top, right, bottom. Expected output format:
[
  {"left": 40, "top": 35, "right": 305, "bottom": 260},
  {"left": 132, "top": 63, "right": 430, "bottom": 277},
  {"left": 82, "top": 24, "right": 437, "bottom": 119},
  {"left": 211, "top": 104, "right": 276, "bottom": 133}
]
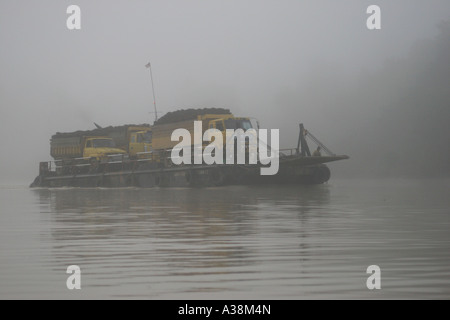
[{"left": 38, "top": 150, "right": 169, "bottom": 177}]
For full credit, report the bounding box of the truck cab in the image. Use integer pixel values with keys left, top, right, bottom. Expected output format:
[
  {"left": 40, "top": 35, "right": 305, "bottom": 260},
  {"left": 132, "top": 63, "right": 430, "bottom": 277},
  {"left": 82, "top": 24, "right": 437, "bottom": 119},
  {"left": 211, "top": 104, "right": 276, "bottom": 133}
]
[
  {"left": 207, "top": 116, "right": 254, "bottom": 147},
  {"left": 129, "top": 130, "right": 152, "bottom": 157},
  {"left": 83, "top": 137, "right": 127, "bottom": 161}
]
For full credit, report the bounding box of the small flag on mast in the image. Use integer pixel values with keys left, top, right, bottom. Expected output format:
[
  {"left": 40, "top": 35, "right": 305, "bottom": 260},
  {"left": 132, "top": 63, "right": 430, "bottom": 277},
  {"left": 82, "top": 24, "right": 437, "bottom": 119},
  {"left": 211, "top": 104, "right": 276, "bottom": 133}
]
[{"left": 145, "top": 62, "right": 151, "bottom": 68}]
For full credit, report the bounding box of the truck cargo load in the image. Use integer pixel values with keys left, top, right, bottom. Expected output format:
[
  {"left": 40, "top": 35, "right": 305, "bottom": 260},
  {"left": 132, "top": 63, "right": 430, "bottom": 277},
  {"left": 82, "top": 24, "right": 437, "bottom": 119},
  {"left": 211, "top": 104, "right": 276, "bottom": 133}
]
[{"left": 51, "top": 124, "right": 151, "bottom": 159}]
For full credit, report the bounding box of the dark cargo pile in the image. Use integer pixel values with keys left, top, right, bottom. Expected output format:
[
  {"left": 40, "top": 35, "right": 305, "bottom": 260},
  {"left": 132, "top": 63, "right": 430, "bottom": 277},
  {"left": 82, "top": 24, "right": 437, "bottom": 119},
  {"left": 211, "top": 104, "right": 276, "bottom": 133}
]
[
  {"left": 154, "top": 108, "right": 231, "bottom": 125},
  {"left": 52, "top": 124, "right": 151, "bottom": 139}
]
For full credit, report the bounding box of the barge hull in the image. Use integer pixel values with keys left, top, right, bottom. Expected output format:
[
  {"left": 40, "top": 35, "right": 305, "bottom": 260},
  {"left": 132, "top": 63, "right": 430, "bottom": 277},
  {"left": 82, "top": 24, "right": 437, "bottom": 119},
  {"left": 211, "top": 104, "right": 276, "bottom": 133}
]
[{"left": 30, "top": 160, "right": 342, "bottom": 188}]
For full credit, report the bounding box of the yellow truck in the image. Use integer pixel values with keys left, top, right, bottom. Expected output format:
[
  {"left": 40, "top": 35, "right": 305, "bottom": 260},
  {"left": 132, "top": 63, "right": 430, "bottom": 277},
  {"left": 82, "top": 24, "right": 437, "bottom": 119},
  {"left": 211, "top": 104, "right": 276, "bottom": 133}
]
[
  {"left": 50, "top": 135, "right": 127, "bottom": 162},
  {"left": 151, "top": 109, "right": 254, "bottom": 151},
  {"left": 50, "top": 124, "right": 152, "bottom": 161}
]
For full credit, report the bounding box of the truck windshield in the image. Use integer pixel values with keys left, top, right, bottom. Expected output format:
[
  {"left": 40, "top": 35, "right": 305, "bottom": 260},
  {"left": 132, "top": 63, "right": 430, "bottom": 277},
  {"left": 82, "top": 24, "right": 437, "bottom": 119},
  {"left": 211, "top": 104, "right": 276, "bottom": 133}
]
[
  {"left": 138, "top": 132, "right": 152, "bottom": 143},
  {"left": 224, "top": 119, "right": 253, "bottom": 130},
  {"left": 92, "top": 139, "right": 116, "bottom": 148}
]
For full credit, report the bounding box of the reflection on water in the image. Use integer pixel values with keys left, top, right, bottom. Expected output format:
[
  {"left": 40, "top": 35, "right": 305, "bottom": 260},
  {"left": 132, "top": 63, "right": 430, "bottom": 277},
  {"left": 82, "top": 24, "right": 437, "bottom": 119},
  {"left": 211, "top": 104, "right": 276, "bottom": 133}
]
[
  {"left": 1, "top": 180, "right": 450, "bottom": 299},
  {"left": 34, "top": 185, "right": 332, "bottom": 299}
]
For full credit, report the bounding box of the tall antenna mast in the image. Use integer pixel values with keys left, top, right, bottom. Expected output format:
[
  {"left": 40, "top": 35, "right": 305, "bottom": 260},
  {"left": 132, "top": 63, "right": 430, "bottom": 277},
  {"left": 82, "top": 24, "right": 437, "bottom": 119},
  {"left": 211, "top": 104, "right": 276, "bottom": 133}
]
[{"left": 145, "top": 62, "right": 158, "bottom": 122}]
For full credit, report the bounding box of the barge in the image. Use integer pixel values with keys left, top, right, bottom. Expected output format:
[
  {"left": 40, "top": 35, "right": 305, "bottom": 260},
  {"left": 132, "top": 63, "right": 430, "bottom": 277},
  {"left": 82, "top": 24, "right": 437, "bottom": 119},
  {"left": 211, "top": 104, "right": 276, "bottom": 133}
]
[{"left": 30, "top": 109, "right": 349, "bottom": 188}]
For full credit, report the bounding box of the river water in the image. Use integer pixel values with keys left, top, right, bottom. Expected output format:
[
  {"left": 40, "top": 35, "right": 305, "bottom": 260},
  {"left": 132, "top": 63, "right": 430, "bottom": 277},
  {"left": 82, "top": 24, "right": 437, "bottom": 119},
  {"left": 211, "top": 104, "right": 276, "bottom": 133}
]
[{"left": 0, "top": 178, "right": 449, "bottom": 299}]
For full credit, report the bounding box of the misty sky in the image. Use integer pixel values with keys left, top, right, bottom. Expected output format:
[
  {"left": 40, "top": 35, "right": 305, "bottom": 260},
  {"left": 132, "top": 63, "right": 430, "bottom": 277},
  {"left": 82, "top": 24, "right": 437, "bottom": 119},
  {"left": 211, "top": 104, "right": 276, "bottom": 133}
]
[{"left": 1, "top": 0, "right": 449, "bottom": 184}]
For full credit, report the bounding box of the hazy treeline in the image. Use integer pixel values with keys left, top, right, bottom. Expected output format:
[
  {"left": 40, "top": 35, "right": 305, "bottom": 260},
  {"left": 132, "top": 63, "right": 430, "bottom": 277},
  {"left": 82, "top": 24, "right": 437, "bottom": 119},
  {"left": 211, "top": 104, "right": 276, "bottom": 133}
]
[
  {"left": 347, "top": 22, "right": 449, "bottom": 177},
  {"left": 288, "top": 22, "right": 450, "bottom": 178}
]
